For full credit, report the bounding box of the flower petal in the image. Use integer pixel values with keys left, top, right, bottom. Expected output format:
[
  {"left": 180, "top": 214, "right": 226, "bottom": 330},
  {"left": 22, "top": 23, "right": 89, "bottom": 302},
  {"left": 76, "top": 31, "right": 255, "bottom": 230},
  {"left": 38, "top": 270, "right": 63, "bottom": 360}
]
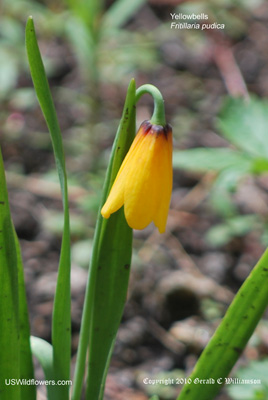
[
  {"left": 124, "top": 132, "right": 159, "bottom": 229},
  {"left": 101, "top": 125, "right": 149, "bottom": 218},
  {"left": 153, "top": 129, "right": 173, "bottom": 233}
]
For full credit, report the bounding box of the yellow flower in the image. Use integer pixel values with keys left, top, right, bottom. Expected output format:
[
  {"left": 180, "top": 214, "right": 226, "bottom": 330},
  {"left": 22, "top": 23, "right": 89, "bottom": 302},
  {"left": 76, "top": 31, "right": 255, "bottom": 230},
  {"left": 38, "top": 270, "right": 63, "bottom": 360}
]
[{"left": 101, "top": 120, "right": 173, "bottom": 233}]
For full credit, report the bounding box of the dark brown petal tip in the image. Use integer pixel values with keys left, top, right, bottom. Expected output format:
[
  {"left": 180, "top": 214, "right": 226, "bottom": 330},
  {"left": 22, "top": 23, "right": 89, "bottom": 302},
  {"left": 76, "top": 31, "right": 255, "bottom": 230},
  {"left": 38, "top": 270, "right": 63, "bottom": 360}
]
[{"left": 139, "top": 120, "right": 172, "bottom": 139}]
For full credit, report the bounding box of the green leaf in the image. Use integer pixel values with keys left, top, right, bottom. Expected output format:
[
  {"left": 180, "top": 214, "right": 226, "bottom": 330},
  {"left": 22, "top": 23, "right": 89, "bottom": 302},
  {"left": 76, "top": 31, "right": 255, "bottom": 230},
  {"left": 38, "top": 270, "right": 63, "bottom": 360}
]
[
  {"left": 64, "top": 15, "right": 100, "bottom": 83},
  {"left": 103, "top": 0, "right": 146, "bottom": 30},
  {"left": 26, "top": 17, "right": 71, "bottom": 400},
  {"left": 213, "top": 165, "right": 249, "bottom": 192},
  {"left": 0, "top": 147, "right": 20, "bottom": 400},
  {"left": 30, "top": 337, "right": 54, "bottom": 380},
  {"left": 30, "top": 336, "right": 62, "bottom": 400},
  {"left": 86, "top": 210, "right": 133, "bottom": 400},
  {"left": 177, "top": 245, "right": 268, "bottom": 400},
  {"left": 71, "top": 79, "right": 136, "bottom": 400},
  {"left": 252, "top": 157, "right": 268, "bottom": 174},
  {"left": 86, "top": 82, "right": 135, "bottom": 400},
  {"left": 16, "top": 232, "right": 35, "bottom": 400},
  {"left": 63, "top": 0, "right": 104, "bottom": 31},
  {"left": 0, "top": 150, "right": 35, "bottom": 400},
  {"left": 217, "top": 96, "right": 268, "bottom": 159},
  {"left": 173, "top": 148, "right": 252, "bottom": 173}
]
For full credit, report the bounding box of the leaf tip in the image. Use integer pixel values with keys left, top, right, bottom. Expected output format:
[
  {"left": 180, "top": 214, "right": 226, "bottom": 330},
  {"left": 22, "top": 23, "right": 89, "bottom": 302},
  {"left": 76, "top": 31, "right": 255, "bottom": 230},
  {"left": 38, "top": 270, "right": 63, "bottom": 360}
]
[
  {"left": 26, "top": 15, "right": 34, "bottom": 31},
  {"left": 128, "top": 78, "right": 136, "bottom": 92}
]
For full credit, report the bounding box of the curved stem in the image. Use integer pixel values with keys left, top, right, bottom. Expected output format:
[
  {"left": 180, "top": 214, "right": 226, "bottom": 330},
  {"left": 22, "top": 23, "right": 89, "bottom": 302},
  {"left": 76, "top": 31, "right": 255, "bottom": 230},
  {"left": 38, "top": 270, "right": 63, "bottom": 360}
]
[{"left": 136, "top": 84, "right": 166, "bottom": 126}]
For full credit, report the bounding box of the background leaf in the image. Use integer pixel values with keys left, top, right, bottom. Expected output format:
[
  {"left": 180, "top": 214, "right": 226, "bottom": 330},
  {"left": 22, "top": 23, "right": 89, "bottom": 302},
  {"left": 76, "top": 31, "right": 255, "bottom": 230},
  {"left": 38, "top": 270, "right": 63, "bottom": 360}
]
[
  {"left": 173, "top": 148, "right": 252, "bottom": 173},
  {"left": 206, "top": 215, "right": 259, "bottom": 247},
  {"left": 227, "top": 359, "right": 268, "bottom": 400},
  {"left": 103, "top": 0, "right": 146, "bottom": 30},
  {"left": 30, "top": 337, "right": 55, "bottom": 400},
  {"left": 217, "top": 96, "right": 268, "bottom": 159},
  {"left": 30, "top": 337, "right": 54, "bottom": 380}
]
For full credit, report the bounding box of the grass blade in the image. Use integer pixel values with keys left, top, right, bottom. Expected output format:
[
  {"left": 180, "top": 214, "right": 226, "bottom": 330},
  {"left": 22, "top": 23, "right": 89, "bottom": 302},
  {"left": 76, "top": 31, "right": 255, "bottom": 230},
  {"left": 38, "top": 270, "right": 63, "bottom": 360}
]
[
  {"left": 25, "top": 17, "right": 71, "bottom": 400},
  {"left": 72, "top": 79, "right": 136, "bottom": 400},
  {"left": 86, "top": 212, "right": 133, "bottom": 399},
  {"left": 0, "top": 146, "right": 20, "bottom": 400},
  {"left": 15, "top": 232, "right": 36, "bottom": 399},
  {"left": 86, "top": 79, "right": 136, "bottom": 400},
  {"left": 177, "top": 246, "right": 268, "bottom": 400}
]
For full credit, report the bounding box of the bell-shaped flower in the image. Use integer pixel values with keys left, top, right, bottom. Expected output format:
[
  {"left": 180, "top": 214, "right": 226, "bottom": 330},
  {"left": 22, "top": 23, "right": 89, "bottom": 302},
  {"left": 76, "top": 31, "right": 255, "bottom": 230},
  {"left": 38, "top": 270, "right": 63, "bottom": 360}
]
[{"left": 101, "top": 120, "right": 173, "bottom": 233}]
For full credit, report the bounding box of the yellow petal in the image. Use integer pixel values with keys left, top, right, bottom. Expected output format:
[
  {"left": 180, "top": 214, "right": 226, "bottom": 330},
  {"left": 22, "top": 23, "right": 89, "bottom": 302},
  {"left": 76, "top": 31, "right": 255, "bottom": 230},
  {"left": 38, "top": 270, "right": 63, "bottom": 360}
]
[
  {"left": 153, "top": 129, "right": 173, "bottom": 233},
  {"left": 124, "top": 132, "right": 159, "bottom": 229},
  {"left": 101, "top": 125, "right": 148, "bottom": 218}
]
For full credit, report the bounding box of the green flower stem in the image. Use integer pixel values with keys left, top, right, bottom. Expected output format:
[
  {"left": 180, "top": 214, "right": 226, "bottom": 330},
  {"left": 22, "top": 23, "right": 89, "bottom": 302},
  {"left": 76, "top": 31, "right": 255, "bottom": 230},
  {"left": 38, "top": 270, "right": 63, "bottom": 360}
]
[
  {"left": 177, "top": 246, "right": 268, "bottom": 400},
  {"left": 136, "top": 84, "right": 166, "bottom": 126}
]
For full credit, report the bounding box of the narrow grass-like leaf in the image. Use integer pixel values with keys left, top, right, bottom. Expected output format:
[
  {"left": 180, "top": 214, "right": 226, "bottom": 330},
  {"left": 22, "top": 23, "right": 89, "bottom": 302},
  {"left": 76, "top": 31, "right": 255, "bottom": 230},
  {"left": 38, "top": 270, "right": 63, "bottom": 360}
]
[
  {"left": 0, "top": 149, "right": 35, "bottom": 399},
  {"left": 86, "top": 209, "right": 133, "bottom": 399},
  {"left": 86, "top": 79, "right": 136, "bottom": 400},
  {"left": 15, "top": 232, "right": 36, "bottom": 400},
  {"left": 65, "top": 17, "right": 97, "bottom": 81},
  {"left": 64, "top": 0, "right": 103, "bottom": 31},
  {"left": 72, "top": 79, "right": 136, "bottom": 400},
  {"left": 0, "top": 147, "right": 20, "bottom": 400},
  {"left": 177, "top": 246, "right": 268, "bottom": 400},
  {"left": 26, "top": 17, "right": 71, "bottom": 400}
]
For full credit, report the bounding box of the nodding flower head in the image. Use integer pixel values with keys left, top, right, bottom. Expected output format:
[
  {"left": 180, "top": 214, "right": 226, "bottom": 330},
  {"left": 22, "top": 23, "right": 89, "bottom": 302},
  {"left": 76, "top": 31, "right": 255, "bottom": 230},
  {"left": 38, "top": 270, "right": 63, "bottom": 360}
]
[{"left": 101, "top": 120, "right": 173, "bottom": 233}]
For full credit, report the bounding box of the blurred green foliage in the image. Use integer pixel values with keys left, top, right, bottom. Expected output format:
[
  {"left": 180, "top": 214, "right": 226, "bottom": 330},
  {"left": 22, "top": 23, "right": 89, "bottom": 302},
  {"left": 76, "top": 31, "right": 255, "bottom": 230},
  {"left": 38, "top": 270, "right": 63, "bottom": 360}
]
[
  {"left": 1, "top": 0, "right": 157, "bottom": 98},
  {"left": 228, "top": 359, "right": 268, "bottom": 400},
  {"left": 174, "top": 96, "right": 268, "bottom": 246}
]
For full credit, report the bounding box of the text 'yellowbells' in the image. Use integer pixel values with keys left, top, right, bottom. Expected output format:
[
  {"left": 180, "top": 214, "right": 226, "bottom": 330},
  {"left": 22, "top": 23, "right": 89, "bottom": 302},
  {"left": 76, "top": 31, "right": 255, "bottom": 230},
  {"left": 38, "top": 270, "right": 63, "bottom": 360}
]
[{"left": 101, "top": 120, "right": 173, "bottom": 233}]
